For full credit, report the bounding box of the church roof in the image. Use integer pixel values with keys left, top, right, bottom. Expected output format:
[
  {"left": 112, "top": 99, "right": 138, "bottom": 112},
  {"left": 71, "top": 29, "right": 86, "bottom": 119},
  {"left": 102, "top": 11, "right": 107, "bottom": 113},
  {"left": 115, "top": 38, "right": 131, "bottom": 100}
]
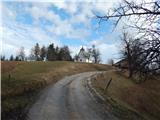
[
  {"left": 78, "top": 47, "right": 86, "bottom": 57},
  {"left": 80, "top": 47, "right": 84, "bottom": 51}
]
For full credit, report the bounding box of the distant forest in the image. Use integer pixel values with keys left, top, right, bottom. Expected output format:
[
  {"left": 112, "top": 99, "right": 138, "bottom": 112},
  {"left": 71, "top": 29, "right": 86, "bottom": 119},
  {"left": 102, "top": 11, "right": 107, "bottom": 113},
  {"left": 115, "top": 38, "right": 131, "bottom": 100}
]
[{"left": 1, "top": 43, "right": 72, "bottom": 61}]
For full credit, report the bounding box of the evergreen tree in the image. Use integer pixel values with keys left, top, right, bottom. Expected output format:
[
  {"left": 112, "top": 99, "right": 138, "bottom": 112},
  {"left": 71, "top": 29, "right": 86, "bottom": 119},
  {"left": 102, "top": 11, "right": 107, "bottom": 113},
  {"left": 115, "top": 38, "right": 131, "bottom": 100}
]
[
  {"left": 15, "top": 56, "right": 19, "bottom": 61},
  {"left": 1, "top": 55, "right": 5, "bottom": 61},
  {"left": 59, "top": 46, "right": 72, "bottom": 61},
  {"left": 47, "top": 43, "right": 56, "bottom": 61},
  {"left": 10, "top": 55, "right": 14, "bottom": 61},
  {"left": 58, "top": 47, "right": 64, "bottom": 60}
]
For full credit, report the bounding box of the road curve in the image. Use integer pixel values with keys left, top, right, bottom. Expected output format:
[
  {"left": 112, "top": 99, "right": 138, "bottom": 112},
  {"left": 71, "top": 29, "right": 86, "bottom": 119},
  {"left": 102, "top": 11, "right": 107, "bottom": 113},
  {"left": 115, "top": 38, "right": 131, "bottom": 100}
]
[{"left": 27, "top": 72, "right": 119, "bottom": 120}]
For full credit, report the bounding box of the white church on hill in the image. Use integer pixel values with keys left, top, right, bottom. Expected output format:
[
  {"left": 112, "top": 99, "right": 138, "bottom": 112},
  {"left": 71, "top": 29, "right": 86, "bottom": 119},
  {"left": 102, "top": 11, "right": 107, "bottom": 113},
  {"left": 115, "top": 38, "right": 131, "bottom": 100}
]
[{"left": 74, "top": 47, "right": 93, "bottom": 63}]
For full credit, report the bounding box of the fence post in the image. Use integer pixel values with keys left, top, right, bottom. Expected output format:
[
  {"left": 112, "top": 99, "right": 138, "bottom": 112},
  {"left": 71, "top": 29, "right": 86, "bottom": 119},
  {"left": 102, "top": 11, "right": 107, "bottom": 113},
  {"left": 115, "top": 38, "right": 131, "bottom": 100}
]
[{"left": 104, "top": 78, "right": 112, "bottom": 92}]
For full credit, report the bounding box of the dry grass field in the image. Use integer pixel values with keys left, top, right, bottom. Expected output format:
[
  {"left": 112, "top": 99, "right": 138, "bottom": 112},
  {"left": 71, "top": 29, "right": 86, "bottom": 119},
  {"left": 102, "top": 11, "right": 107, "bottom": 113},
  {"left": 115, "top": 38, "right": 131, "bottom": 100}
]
[
  {"left": 1, "top": 61, "right": 111, "bottom": 120},
  {"left": 92, "top": 69, "right": 160, "bottom": 120}
]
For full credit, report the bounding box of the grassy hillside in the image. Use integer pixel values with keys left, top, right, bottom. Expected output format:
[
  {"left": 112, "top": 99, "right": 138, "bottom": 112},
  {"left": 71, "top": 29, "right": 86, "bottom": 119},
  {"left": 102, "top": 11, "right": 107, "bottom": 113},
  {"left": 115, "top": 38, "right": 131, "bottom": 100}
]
[
  {"left": 92, "top": 69, "right": 160, "bottom": 120},
  {"left": 1, "top": 61, "right": 110, "bottom": 120}
]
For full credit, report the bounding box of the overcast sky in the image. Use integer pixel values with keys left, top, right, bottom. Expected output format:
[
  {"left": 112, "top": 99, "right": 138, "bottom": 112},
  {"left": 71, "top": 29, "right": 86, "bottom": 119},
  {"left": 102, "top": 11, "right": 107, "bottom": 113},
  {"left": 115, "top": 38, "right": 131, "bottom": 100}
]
[{"left": 1, "top": 0, "right": 128, "bottom": 63}]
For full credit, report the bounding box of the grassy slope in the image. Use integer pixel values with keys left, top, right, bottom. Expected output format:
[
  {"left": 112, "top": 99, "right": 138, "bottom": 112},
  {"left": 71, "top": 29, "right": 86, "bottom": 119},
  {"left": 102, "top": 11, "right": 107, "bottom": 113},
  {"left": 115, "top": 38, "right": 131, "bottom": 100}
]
[
  {"left": 1, "top": 61, "right": 110, "bottom": 120},
  {"left": 92, "top": 69, "right": 160, "bottom": 120}
]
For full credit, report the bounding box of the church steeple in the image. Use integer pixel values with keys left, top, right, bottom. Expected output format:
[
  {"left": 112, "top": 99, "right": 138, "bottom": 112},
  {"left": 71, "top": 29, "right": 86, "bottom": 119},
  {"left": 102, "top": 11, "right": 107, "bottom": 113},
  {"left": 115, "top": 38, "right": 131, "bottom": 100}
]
[
  {"left": 80, "top": 46, "right": 84, "bottom": 51},
  {"left": 75, "top": 46, "right": 93, "bottom": 63}
]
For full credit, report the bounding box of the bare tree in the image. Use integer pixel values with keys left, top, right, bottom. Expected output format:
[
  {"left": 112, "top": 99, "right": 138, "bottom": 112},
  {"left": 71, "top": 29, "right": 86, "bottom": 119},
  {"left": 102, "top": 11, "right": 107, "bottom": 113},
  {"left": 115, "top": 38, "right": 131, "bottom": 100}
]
[
  {"left": 40, "top": 46, "right": 46, "bottom": 61},
  {"left": 85, "top": 48, "right": 92, "bottom": 62},
  {"left": 29, "top": 47, "right": 36, "bottom": 61},
  {"left": 120, "top": 32, "right": 141, "bottom": 77},
  {"left": 96, "top": 0, "right": 160, "bottom": 30},
  {"left": 34, "top": 43, "right": 40, "bottom": 61},
  {"left": 96, "top": 0, "right": 160, "bottom": 78},
  {"left": 17, "top": 47, "right": 25, "bottom": 61},
  {"left": 92, "top": 45, "right": 101, "bottom": 63},
  {"left": 120, "top": 32, "right": 134, "bottom": 77}
]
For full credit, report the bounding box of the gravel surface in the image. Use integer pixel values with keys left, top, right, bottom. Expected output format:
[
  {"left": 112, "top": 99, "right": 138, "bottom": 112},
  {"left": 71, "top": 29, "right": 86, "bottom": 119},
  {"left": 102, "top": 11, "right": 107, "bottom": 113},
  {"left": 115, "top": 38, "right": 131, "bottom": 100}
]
[{"left": 27, "top": 72, "right": 119, "bottom": 120}]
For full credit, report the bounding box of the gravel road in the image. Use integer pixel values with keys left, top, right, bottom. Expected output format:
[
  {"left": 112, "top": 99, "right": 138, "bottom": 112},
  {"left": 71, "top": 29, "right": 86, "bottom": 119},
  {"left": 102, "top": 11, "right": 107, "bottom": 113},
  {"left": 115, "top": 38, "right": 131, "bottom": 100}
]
[{"left": 27, "top": 72, "right": 119, "bottom": 120}]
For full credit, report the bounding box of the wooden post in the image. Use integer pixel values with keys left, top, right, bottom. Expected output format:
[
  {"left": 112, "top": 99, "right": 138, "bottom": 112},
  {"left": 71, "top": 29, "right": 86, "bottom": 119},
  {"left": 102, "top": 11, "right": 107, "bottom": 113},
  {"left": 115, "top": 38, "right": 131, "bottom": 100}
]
[{"left": 104, "top": 78, "right": 112, "bottom": 92}]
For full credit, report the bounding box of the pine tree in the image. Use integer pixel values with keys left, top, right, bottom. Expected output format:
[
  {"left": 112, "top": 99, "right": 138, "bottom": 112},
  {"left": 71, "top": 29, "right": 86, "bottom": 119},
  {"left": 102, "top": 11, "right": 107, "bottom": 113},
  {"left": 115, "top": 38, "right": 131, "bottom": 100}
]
[
  {"left": 47, "top": 43, "right": 56, "bottom": 61},
  {"left": 59, "top": 46, "right": 72, "bottom": 61},
  {"left": 10, "top": 55, "right": 14, "bottom": 61},
  {"left": 1, "top": 55, "right": 5, "bottom": 61},
  {"left": 15, "top": 56, "right": 19, "bottom": 61}
]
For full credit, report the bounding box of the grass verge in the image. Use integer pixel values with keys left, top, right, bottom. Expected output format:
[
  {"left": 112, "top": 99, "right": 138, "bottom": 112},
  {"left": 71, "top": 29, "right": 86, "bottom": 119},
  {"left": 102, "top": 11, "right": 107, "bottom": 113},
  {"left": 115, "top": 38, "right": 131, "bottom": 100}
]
[{"left": 92, "top": 69, "right": 160, "bottom": 120}]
